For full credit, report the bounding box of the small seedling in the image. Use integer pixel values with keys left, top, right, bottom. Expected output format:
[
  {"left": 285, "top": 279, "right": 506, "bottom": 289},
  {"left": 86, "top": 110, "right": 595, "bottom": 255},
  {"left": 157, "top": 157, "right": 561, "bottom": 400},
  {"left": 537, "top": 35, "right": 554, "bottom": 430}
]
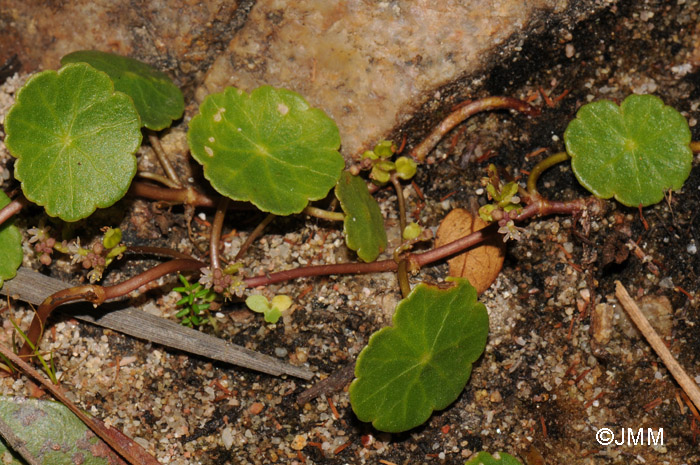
[
  {"left": 245, "top": 294, "right": 292, "bottom": 324},
  {"left": 173, "top": 274, "right": 217, "bottom": 327}
]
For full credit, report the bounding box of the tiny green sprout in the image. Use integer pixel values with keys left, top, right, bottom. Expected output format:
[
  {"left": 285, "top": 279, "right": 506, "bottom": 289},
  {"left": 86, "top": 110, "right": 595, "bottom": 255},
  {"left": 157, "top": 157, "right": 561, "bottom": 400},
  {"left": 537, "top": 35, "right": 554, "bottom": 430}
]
[
  {"left": 395, "top": 156, "right": 417, "bottom": 181},
  {"left": 402, "top": 222, "right": 423, "bottom": 240},
  {"left": 478, "top": 204, "right": 498, "bottom": 223},
  {"left": 102, "top": 227, "right": 122, "bottom": 249},
  {"left": 478, "top": 166, "right": 522, "bottom": 223},
  {"left": 373, "top": 140, "right": 395, "bottom": 158},
  {"left": 361, "top": 150, "right": 379, "bottom": 161},
  {"left": 173, "top": 274, "right": 217, "bottom": 327},
  {"left": 245, "top": 294, "right": 292, "bottom": 324},
  {"left": 370, "top": 164, "right": 392, "bottom": 184}
]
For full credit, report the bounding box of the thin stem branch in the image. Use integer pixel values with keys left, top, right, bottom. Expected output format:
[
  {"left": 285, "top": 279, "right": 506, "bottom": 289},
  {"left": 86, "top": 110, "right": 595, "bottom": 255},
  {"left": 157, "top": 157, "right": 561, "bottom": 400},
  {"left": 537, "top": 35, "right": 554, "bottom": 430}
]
[
  {"left": 391, "top": 173, "right": 410, "bottom": 298},
  {"left": 235, "top": 213, "right": 276, "bottom": 260},
  {"left": 303, "top": 206, "right": 345, "bottom": 222},
  {"left": 129, "top": 182, "right": 216, "bottom": 207},
  {"left": 526, "top": 151, "right": 570, "bottom": 197},
  {"left": 390, "top": 174, "right": 407, "bottom": 233},
  {"left": 148, "top": 134, "right": 182, "bottom": 188},
  {"left": 137, "top": 171, "right": 181, "bottom": 189},
  {"left": 397, "top": 260, "right": 411, "bottom": 298},
  {"left": 410, "top": 96, "right": 540, "bottom": 162},
  {"left": 243, "top": 196, "right": 602, "bottom": 289},
  {"left": 615, "top": 281, "right": 700, "bottom": 411},
  {"left": 210, "top": 197, "right": 229, "bottom": 269},
  {"left": 0, "top": 195, "right": 29, "bottom": 228}
]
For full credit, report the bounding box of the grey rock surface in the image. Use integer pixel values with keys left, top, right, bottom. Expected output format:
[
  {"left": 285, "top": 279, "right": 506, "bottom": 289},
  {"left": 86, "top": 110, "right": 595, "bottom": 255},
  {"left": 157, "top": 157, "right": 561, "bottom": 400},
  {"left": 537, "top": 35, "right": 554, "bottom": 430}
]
[{"left": 199, "top": 0, "right": 610, "bottom": 158}]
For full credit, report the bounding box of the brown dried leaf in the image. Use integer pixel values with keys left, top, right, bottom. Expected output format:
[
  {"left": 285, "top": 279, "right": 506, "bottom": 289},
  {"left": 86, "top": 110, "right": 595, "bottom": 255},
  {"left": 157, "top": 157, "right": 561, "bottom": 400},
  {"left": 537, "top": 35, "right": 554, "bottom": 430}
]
[{"left": 435, "top": 208, "right": 505, "bottom": 294}]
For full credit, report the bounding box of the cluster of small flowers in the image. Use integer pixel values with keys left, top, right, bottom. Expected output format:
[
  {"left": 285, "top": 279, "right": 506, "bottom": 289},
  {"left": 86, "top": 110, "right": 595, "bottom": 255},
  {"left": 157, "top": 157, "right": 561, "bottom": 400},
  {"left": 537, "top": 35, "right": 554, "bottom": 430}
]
[
  {"left": 68, "top": 241, "right": 109, "bottom": 282},
  {"left": 28, "top": 226, "right": 115, "bottom": 282},
  {"left": 27, "top": 226, "right": 55, "bottom": 266},
  {"left": 198, "top": 267, "right": 245, "bottom": 299}
]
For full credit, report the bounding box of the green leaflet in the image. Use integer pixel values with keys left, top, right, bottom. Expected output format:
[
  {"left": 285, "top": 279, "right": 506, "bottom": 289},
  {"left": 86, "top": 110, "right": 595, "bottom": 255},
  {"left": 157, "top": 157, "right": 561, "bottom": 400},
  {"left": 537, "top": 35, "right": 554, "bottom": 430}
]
[
  {"left": 565, "top": 94, "right": 692, "bottom": 207},
  {"left": 62, "top": 50, "right": 184, "bottom": 130},
  {"left": 349, "top": 279, "right": 489, "bottom": 432},
  {"left": 4, "top": 63, "right": 141, "bottom": 222},
  {"left": 0, "top": 192, "right": 22, "bottom": 289},
  {"left": 188, "top": 86, "right": 344, "bottom": 215},
  {"left": 335, "top": 171, "right": 387, "bottom": 262}
]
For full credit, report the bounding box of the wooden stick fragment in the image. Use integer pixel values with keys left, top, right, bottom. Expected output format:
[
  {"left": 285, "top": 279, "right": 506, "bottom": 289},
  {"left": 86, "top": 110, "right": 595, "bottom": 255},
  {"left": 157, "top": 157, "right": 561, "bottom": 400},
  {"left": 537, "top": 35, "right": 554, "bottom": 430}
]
[
  {"left": 2, "top": 268, "right": 312, "bottom": 380},
  {"left": 615, "top": 281, "right": 700, "bottom": 411}
]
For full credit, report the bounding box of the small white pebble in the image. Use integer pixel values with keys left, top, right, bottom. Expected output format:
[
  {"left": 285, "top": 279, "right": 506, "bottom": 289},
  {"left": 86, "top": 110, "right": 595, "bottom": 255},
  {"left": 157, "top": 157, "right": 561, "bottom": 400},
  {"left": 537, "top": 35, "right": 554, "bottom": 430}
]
[{"left": 222, "top": 426, "right": 234, "bottom": 449}]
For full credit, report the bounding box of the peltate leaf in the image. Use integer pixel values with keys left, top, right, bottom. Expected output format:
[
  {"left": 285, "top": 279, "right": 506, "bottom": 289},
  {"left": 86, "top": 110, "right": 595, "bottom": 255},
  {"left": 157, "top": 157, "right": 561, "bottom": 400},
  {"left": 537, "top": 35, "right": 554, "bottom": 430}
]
[
  {"left": 61, "top": 50, "right": 184, "bottom": 130},
  {"left": 0, "top": 396, "right": 127, "bottom": 464},
  {"left": 5, "top": 63, "right": 141, "bottom": 221},
  {"left": 335, "top": 171, "right": 387, "bottom": 262},
  {"left": 187, "top": 86, "right": 344, "bottom": 215},
  {"left": 349, "top": 279, "right": 488, "bottom": 432},
  {"left": 0, "top": 192, "right": 22, "bottom": 289},
  {"left": 564, "top": 94, "right": 692, "bottom": 207},
  {"left": 465, "top": 452, "right": 523, "bottom": 465}
]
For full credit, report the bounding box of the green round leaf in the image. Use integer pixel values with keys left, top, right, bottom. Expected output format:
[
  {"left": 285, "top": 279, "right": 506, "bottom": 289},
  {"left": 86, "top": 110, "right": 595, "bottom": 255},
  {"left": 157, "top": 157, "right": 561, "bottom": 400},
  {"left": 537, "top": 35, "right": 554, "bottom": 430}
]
[
  {"left": 188, "top": 86, "right": 344, "bottom": 215},
  {"left": 335, "top": 171, "right": 387, "bottom": 262},
  {"left": 465, "top": 452, "right": 523, "bottom": 465},
  {"left": 564, "top": 94, "right": 692, "bottom": 207},
  {"left": 61, "top": 50, "right": 184, "bottom": 130},
  {"left": 0, "top": 192, "right": 22, "bottom": 289},
  {"left": 5, "top": 63, "right": 141, "bottom": 221},
  {"left": 349, "top": 279, "right": 489, "bottom": 432}
]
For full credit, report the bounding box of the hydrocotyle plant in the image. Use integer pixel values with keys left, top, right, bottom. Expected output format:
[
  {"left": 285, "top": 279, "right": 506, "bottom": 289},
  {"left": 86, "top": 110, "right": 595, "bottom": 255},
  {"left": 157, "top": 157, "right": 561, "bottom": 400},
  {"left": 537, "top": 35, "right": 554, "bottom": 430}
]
[{"left": 0, "top": 48, "right": 697, "bottom": 460}]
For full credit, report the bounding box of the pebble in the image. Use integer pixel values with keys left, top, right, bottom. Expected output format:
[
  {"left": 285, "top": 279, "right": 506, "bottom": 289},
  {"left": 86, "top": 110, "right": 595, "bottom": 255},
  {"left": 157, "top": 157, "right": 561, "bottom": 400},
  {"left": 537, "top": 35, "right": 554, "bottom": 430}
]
[
  {"left": 291, "top": 434, "right": 307, "bottom": 451},
  {"left": 221, "top": 427, "right": 234, "bottom": 449}
]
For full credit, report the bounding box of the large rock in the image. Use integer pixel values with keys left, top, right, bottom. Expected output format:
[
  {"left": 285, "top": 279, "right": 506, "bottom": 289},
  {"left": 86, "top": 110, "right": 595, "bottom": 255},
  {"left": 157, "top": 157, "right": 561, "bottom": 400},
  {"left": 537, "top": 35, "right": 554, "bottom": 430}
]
[
  {"left": 199, "top": 0, "right": 609, "bottom": 159},
  {"left": 0, "top": 0, "right": 254, "bottom": 89},
  {"left": 1, "top": 0, "right": 609, "bottom": 158}
]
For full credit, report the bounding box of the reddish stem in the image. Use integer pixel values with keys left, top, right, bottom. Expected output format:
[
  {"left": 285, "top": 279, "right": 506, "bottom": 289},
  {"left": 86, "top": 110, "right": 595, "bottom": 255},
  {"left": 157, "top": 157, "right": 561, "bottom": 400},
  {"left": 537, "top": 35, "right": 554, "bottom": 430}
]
[
  {"left": 244, "top": 197, "right": 602, "bottom": 288},
  {"left": 20, "top": 258, "right": 204, "bottom": 356},
  {"left": 0, "top": 195, "right": 29, "bottom": 227},
  {"left": 410, "top": 96, "right": 540, "bottom": 162},
  {"left": 129, "top": 182, "right": 216, "bottom": 207},
  {"left": 210, "top": 197, "right": 229, "bottom": 269}
]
